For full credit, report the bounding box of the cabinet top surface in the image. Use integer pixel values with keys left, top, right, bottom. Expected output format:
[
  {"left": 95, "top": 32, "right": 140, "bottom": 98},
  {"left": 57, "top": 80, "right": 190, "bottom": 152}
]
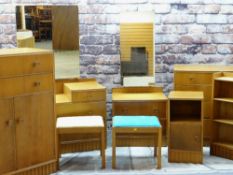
[
  {"left": 215, "top": 76, "right": 233, "bottom": 82},
  {"left": 0, "top": 48, "right": 52, "bottom": 57},
  {"left": 56, "top": 94, "right": 70, "bottom": 104},
  {"left": 168, "top": 91, "right": 204, "bottom": 100},
  {"left": 112, "top": 92, "right": 167, "bottom": 102},
  {"left": 64, "top": 81, "right": 106, "bottom": 91},
  {"left": 174, "top": 64, "right": 233, "bottom": 72}
]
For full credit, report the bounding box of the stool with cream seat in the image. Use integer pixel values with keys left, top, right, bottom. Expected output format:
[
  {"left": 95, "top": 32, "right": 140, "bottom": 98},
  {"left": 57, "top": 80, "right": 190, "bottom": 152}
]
[
  {"left": 112, "top": 115, "right": 162, "bottom": 169},
  {"left": 56, "top": 116, "right": 106, "bottom": 169}
]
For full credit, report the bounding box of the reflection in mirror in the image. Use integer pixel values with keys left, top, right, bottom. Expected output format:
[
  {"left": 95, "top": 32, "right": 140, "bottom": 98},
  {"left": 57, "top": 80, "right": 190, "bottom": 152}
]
[
  {"left": 16, "top": 5, "right": 79, "bottom": 79},
  {"left": 120, "top": 12, "right": 155, "bottom": 86}
]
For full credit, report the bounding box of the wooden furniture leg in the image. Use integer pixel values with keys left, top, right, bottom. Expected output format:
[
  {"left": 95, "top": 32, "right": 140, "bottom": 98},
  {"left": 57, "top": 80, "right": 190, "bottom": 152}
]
[
  {"left": 101, "top": 128, "right": 106, "bottom": 169},
  {"left": 112, "top": 128, "right": 116, "bottom": 169},
  {"left": 157, "top": 128, "right": 162, "bottom": 169}
]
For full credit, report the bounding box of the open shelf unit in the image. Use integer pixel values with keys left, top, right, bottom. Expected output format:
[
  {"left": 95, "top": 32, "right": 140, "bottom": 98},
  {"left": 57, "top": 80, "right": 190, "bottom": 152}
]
[
  {"left": 211, "top": 72, "right": 233, "bottom": 160},
  {"left": 168, "top": 91, "right": 204, "bottom": 163}
]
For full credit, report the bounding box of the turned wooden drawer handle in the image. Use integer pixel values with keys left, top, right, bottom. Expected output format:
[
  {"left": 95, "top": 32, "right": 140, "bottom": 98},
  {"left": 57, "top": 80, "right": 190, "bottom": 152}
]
[
  {"left": 5, "top": 119, "right": 14, "bottom": 127},
  {"left": 189, "top": 77, "right": 195, "bottom": 81},
  {"left": 32, "top": 61, "right": 41, "bottom": 67},
  {"left": 34, "top": 81, "right": 41, "bottom": 87},
  {"left": 16, "top": 118, "right": 24, "bottom": 124}
]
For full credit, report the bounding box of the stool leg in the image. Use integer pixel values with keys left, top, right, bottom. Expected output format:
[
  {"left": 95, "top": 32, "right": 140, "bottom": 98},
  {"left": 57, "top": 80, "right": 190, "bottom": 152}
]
[
  {"left": 112, "top": 128, "right": 116, "bottom": 169},
  {"left": 157, "top": 128, "right": 162, "bottom": 169},
  {"left": 101, "top": 128, "right": 106, "bottom": 169},
  {"left": 154, "top": 146, "right": 157, "bottom": 157}
]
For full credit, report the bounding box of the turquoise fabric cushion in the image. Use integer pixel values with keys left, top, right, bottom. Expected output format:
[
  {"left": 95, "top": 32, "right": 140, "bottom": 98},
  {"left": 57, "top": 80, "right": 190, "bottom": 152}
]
[{"left": 113, "top": 116, "right": 161, "bottom": 128}]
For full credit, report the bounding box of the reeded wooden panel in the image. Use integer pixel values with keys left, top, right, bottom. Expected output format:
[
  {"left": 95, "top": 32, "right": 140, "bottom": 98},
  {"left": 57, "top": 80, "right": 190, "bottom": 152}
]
[
  {"left": 14, "top": 93, "right": 55, "bottom": 169},
  {"left": 120, "top": 23, "right": 154, "bottom": 75},
  {"left": 0, "top": 98, "right": 15, "bottom": 174},
  {"left": 169, "top": 150, "right": 202, "bottom": 163}
]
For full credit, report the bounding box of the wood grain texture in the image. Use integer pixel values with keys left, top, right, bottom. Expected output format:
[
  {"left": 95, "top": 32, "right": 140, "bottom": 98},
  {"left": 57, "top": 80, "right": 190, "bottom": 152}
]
[
  {"left": 174, "top": 64, "right": 233, "bottom": 146},
  {"left": 0, "top": 48, "right": 57, "bottom": 175},
  {"left": 168, "top": 91, "right": 203, "bottom": 163},
  {"left": 211, "top": 72, "right": 233, "bottom": 160},
  {"left": 112, "top": 87, "right": 168, "bottom": 145},
  {"left": 52, "top": 6, "right": 79, "bottom": 50},
  {"left": 55, "top": 78, "right": 107, "bottom": 153}
]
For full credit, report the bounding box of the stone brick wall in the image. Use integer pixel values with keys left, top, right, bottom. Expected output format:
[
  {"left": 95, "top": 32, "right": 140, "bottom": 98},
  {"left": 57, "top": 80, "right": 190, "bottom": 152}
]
[{"left": 1, "top": 0, "right": 233, "bottom": 125}]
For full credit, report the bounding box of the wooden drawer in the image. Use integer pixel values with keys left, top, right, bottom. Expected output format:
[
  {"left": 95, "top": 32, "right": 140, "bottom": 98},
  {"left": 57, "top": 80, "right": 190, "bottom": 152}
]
[
  {"left": 56, "top": 101, "right": 106, "bottom": 118},
  {"left": 175, "top": 85, "right": 212, "bottom": 101},
  {"left": 0, "top": 55, "right": 53, "bottom": 78},
  {"left": 24, "top": 74, "right": 54, "bottom": 93},
  {"left": 64, "top": 87, "right": 106, "bottom": 102},
  {"left": 24, "top": 54, "right": 53, "bottom": 74},
  {"left": 170, "top": 121, "right": 202, "bottom": 151},
  {"left": 112, "top": 101, "right": 166, "bottom": 118},
  {"left": 175, "top": 72, "right": 213, "bottom": 85},
  {"left": 0, "top": 77, "right": 24, "bottom": 97},
  {"left": 0, "top": 56, "right": 24, "bottom": 78}
]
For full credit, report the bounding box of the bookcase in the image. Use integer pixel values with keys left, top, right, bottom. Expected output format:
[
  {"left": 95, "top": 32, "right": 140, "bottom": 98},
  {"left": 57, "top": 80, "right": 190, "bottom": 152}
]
[
  {"left": 168, "top": 91, "right": 203, "bottom": 163},
  {"left": 211, "top": 72, "right": 233, "bottom": 160}
]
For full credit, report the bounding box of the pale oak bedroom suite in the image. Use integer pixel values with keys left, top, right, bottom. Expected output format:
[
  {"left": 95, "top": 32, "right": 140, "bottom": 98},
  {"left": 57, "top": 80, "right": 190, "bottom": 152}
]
[{"left": 1, "top": 1, "right": 233, "bottom": 175}]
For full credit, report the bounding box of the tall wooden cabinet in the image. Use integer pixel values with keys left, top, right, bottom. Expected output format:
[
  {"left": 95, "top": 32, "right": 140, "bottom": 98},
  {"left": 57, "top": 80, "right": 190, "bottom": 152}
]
[
  {"left": 174, "top": 64, "right": 233, "bottom": 145},
  {"left": 168, "top": 91, "right": 204, "bottom": 163},
  {"left": 0, "top": 48, "right": 56, "bottom": 175},
  {"left": 211, "top": 72, "right": 233, "bottom": 160}
]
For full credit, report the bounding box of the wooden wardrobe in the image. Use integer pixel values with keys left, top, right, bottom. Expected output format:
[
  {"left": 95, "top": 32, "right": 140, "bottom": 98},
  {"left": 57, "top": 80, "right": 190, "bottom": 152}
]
[{"left": 0, "top": 48, "right": 57, "bottom": 175}]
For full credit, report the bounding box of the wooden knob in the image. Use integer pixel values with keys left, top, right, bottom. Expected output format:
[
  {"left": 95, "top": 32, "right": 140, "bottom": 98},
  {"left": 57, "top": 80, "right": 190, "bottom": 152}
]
[
  {"left": 5, "top": 119, "right": 14, "bottom": 127},
  {"left": 16, "top": 118, "right": 24, "bottom": 124},
  {"left": 32, "top": 61, "right": 40, "bottom": 67},
  {"left": 34, "top": 81, "right": 41, "bottom": 87}
]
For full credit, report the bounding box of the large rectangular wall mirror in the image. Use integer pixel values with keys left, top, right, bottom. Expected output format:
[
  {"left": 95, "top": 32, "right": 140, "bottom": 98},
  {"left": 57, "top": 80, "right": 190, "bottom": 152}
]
[
  {"left": 120, "top": 12, "right": 155, "bottom": 86},
  {"left": 16, "top": 5, "right": 80, "bottom": 79}
]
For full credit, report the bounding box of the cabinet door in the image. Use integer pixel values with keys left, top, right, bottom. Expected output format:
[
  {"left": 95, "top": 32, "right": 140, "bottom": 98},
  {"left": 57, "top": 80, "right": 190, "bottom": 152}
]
[
  {"left": 170, "top": 122, "right": 202, "bottom": 151},
  {"left": 0, "top": 98, "right": 15, "bottom": 174},
  {"left": 14, "top": 93, "right": 55, "bottom": 169}
]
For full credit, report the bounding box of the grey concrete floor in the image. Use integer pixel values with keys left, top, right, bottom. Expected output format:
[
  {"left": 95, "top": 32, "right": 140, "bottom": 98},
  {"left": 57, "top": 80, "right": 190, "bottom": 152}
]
[{"left": 54, "top": 130, "right": 233, "bottom": 175}]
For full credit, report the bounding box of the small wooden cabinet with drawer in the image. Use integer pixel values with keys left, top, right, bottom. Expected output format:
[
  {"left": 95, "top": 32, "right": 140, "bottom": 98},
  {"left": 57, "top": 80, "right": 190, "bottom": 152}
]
[
  {"left": 55, "top": 78, "right": 107, "bottom": 153},
  {"left": 174, "top": 64, "right": 233, "bottom": 145},
  {"left": 168, "top": 91, "right": 204, "bottom": 163},
  {"left": 0, "top": 48, "right": 56, "bottom": 175},
  {"left": 112, "top": 86, "right": 168, "bottom": 145}
]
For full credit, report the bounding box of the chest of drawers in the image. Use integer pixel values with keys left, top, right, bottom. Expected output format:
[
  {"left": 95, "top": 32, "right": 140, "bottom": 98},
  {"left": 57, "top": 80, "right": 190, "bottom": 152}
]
[{"left": 174, "top": 64, "right": 233, "bottom": 145}]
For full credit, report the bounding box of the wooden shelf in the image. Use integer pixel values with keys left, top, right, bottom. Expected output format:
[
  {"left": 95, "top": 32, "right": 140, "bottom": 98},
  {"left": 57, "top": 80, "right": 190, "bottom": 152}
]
[
  {"left": 214, "top": 119, "right": 233, "bottom": 126},
  {"left": 214, "top": 98, "right": 233, "bottom": 103},
  {"left": 215, "top": 77, "right": 233, "bottom": 82},
  {"left": 212, "top": 142, "right": 233, "bottom": 150}
]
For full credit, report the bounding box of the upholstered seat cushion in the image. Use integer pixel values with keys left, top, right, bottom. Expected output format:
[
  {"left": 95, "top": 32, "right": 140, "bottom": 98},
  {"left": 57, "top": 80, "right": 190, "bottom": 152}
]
[
  {"left": 56, "top": 116, "right": 104, "bottom": 128},
  {"left": 113, "top": 116, "right": 161, "bottom": 128}
]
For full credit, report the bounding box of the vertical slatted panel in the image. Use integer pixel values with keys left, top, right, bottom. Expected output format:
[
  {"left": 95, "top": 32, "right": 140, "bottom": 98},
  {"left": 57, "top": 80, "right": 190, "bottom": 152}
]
[{"left": 120, "top": 23, "right": 154, "bottom": 76}]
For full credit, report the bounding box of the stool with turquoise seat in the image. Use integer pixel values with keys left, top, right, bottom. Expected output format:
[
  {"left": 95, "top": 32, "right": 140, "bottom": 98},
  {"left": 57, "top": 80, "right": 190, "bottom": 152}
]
[{"left": 112, "top": 115, "right": 162, "bottom": 169}]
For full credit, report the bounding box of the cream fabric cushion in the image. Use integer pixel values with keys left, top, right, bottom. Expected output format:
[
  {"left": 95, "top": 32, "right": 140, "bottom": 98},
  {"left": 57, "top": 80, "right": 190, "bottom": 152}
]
[{"left": 56, "top": 116, "right": 104, "bottom": 128}]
